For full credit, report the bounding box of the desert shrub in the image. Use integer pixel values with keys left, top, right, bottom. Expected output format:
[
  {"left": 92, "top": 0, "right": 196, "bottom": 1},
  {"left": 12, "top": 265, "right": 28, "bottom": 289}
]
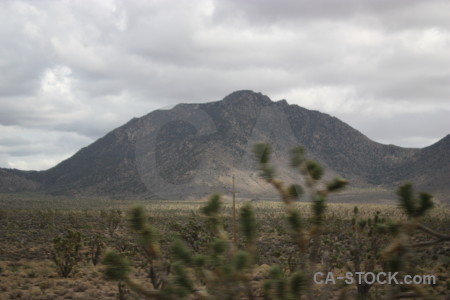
[
  {"left": 51, "top": 229, "right": 83, "bottom": 278},
  {"left": 87, "top": 233, "right": 105, "bottom": 266},
  {"left": 36, "top": 209, "right": 56, "bottom": 229},
  {"left": 167, "top": 214, "right": 213, "bottom": 253},
  {"left": 101, "top": 209, "right": 123, "bottom": 237}
]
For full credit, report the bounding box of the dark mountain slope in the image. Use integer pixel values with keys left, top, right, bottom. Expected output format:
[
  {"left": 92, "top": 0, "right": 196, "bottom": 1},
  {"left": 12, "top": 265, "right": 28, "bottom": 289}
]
[
  {"left": 41, "top": 118, "right": 147, "bottom": 196},
  {"left": 391, "top": 134, "right": 450, "bottom": 194},
  {"left": 0, "top": 90, "right": 448, "bottom": 201},
  {"left": 285, "top": 104, "right": 419, "bottom": 185},
  {"left": 0, "top": 169, "right": 40, "bottom": 193}
]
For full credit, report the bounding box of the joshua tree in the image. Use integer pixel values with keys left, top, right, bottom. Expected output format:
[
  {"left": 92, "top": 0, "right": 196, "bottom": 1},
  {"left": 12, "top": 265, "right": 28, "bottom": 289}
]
[
  {"left": 381, "top": 183, "right": 450, "bottom": 299},
  {"left": 52, "top": 230, "right": 83, "bottom": 278},
  {"left": 253, "top": 143, "right": 348, "bottom": 299},
  {"left": 102, "top": 195, "right": 262, "bottom": 299}
]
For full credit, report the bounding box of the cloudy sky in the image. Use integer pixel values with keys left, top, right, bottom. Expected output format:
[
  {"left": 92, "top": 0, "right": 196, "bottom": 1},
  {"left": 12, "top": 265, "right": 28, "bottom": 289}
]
[{"left": 1, "top": 0, "right": 449, "bottom": 170}]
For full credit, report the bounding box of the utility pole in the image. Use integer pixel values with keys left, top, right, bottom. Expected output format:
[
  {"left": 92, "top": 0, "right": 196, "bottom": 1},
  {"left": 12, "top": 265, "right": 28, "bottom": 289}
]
[{"left": 232, "top": 174, "right": 237, "bottom": 246}]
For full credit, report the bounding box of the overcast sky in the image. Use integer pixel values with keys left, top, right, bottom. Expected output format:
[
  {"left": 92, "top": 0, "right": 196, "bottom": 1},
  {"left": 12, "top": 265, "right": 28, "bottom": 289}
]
[{"left": 1, "top": 0, "right": 449, "bottom": 171}]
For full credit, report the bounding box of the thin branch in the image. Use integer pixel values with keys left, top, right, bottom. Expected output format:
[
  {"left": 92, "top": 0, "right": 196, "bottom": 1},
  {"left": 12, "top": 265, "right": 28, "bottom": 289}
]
[
  {"left": 417, "top": 223, "right": 450, "bottom": 240},
  {"left": 411, "top": 239, "right": 448, "bottom": 248}
]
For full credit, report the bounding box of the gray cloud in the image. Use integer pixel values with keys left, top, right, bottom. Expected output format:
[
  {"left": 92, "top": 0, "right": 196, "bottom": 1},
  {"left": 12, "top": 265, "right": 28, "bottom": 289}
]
[
  {"left": 212, "top": 0, "right": 450, "bottom": 29},
  {"left": 0, "top": 0, "right": 449, "bottom": 170},
  {"left": 0, "top": 125, "right": 92, "bottom": 170}
]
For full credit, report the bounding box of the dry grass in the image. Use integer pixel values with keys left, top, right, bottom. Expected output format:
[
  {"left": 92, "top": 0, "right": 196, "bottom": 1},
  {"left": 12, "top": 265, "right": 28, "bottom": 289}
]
[{"left": 0, "top": 199, "right": 449, "bottom": 299}]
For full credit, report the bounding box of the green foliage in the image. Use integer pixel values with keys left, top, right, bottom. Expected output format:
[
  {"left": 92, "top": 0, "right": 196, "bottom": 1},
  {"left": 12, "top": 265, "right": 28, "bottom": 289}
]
[
  {"left": 358, "top": 219, "right": 367, "bottom": 229},
  {"left": 171, "top": 262, "right": 194, "bottom": 295},
  {"left": 288, "top": 184, "right": 303, "bottom": 199},
  {"left": 138, "top": 225, "right": 158, "bottom": 249},
  {"left": 259, "top": 165, "right": 276, "bottom": 182},
  {"left": 264, "top": 265, "right": 297, "bottom": 300},
  {"left": 212, "top": 238, "right": 228, "bottom": 255},
  {"left": 233, "top": 250, "right": 250, "bottom": 271},
  {"left": 240, "top": 203, "right": 256, "bottom": 244},
  {"left": 312, "top": 196, "right": 326, "bottom": 226},
  {"left": 253, "top": 142, "right": 272, "bottom": 164},
  {"left": 129, "top": 206, "right": 145, "bottom": 231},
  {"left": 201, "top": 194, "right": 223, "bottom": 234},
  {"left": 397, "top": 183, "right": 435, "bottom": 218},
  {"left": 193, "top": 254, "right": 207, "bottom": 268},
  {"left": 290, "top": 146, "right": 305, "bottom": 167},
  {"left": 306, "top": 160, "right": 323, "bottom": 180},
  {"left": 387, "top": 253, "right": 404, "bottom": 272},
  {"left": 327, "top": 177, "right": 348, "bottom": 192},
  {"left": 201, "top": 194, "right": 221, "bottom": 216},
  {"left": 51, "top": 230, "right": 83, "bottom": 278},
  {"left": 287, "top": 210, "right": 303, "bottom": 231},
  {"left": 253, "top": 142, "right": 276, "bottom": 182},
  {"left": 171, "top": 239, "right": 192, "bottom": 265},
  {"left": 397, "top": 183, "right": 416, "bottom": 216},
  {"left": 290, "top": 271, "right": 307, "bottom": 297},
  {"left": 417, "top": 192, "right": 433, "bottom": 217},
  {"left": 103, "top": 251, "right": 130, "bottom": 281},
  {"left": 126, "top": 206, "right": 161, "bottom": 259}
]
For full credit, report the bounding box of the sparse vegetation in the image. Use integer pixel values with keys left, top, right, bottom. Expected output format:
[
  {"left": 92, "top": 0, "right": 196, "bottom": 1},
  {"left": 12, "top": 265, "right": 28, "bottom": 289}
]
[
  {"left": 52, "top": 229, "right": 83, "bottom": 278},
  {"left": 0, "top": 144, "right": 448, "bottom": 299},
  {"left": 0, "top": 201, "right": 448, "bottom": 299},
  {"left": 87, "top": 233, "right": 105, "bottom": 266}
]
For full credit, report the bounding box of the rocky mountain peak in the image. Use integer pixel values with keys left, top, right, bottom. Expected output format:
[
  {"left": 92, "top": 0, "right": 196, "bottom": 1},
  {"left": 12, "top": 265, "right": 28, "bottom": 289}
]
[
  {"left": 0, "top": 91, "right": 448, "bottom": 202},
  {"left": 222, "top": 90, "right": 272, "bottom": 106}
]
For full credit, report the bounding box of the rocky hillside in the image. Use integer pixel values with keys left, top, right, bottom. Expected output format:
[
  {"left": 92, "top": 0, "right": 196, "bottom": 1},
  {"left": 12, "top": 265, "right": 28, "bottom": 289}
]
[{"left": 1, "top": 91, "right": 448, "bottom": 202}]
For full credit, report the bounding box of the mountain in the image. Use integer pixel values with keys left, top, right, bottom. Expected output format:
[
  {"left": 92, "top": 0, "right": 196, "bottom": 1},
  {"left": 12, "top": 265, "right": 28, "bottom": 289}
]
[{"left": 1, "top": 90, "right": 449, "bottom": 202}]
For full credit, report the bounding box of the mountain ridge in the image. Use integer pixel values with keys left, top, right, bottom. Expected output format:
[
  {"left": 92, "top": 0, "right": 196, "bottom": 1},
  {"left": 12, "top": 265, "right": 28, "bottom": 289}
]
[{"left": 0, "top": 90, "right": 448, "bottom": 202}]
